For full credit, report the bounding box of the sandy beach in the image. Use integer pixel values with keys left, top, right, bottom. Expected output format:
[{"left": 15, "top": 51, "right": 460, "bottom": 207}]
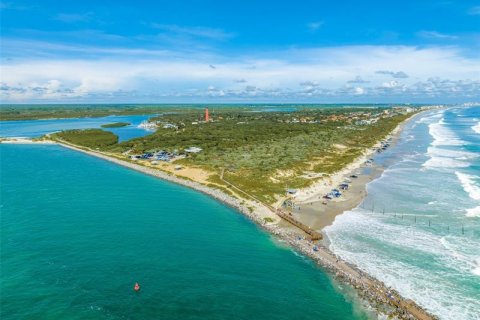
[
  {"left": 0, "top": 137, "right": 56, "bottom": 144},
  {"left": 284, "top": 114, "right": 411, "bottom": 231}
]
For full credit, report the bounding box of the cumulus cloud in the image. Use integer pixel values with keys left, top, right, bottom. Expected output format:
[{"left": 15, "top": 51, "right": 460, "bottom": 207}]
[
  {"left": 1, "top": 45, "right": 479, "bottom": 102},
  {"left": 375, "top": 70, "right": 409, "bottom": 78}
]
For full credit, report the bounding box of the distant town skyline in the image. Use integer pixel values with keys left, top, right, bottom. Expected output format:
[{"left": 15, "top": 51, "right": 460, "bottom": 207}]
[{"left": 1, "top": 0, "right": 479, "bottom": 103}]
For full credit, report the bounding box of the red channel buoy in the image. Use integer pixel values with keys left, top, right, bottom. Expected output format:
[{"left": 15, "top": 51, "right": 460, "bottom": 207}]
[{"left": 134, "top": 282, "right": 140, "bottom": 292}]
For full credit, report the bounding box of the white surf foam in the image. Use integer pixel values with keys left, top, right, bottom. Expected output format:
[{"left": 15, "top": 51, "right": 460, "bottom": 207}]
[
  {"left": 466, "top": 206, "right": 480, "bottom": 218},
  {"left": 428, "top": 118, "right": 464, "bottom": 147},
  {"left": 472, "top": 122, "right": 480, "bottom": 134},
  {"left": 427, "top": 147, "right": 477, "bottom": 160},
  {"left": 416, "top": 110, "right": 443, "bottom": 124},
  {"left": 473, "top": 258, "right": 480, "bottom": 276},
  {"left": 326, "top": 211, "right": 480, "bottom": 319},
  {"left": 439, "top": 236, "right": 480, "bottom": 276},
  {"left": 423, "top": 147, "right": 477, "bottom": 169},
  {"left": 455, "top": 171, "right": 480, "bottom": 201},
  {"left": 423, "top": 156, "right": 470, "bottom": 169}
]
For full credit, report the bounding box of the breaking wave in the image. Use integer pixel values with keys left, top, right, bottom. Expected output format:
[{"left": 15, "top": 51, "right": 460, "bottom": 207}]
[
  {"left": 327, "top": 107, "right": 480, "bottom": 319},
  {"left": 472, "top": 122, "right": 480, "bottom": 134},
  {"left": 423, "top": 147, "right": 477, "bottom": 169},
  {"left": 466, "top": 206, "right": 480, "bottom": 218},
  {"left": 326, "top": 211, "right": 480, "bottom": 319},
  {"left": 455, "top": 171, "right": 480, "bottom": 201},
  {"left": 428, "top": 118, "right": 464, "bottom": 147}
]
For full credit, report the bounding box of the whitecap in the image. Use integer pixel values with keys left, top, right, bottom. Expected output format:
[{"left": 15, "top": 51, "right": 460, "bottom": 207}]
[
  {"left": 416, "top": 111, "right": 443, "bottom": 124},
  {"left": 455, "top": 171, "right": 480, "bottom": 201},
  {"left": 466, "top": 206, "right": 480, "bottom": 218},
  {"left": 422, "top": 146, "right": 477, "bottom": 169},
  {"left": 426, "top": 147, "right": 477, "bottom": 160},
  {"left": 423, "top": 156, "right": 469, "bottom": 169},
  {"left": 472, "top": 122, "right": 480, "bottom": 134},
  {"left": 428, "top": 118, "right": 465, "bottom": 147},
  {"left": 326, "top": 212, "right": 480, "bottom": 319},
  {"left": 473, "top": 258, "right": 480, "bottom": 276}
]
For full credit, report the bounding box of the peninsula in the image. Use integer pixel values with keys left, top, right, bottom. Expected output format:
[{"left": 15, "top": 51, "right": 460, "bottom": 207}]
[{"left": 2, "top": 105, "right": 438, "bottom": 319}]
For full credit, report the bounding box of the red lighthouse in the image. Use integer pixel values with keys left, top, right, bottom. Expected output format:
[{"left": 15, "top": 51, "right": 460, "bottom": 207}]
[{"left": 205, "top": 107, "right": 209, "bottom": 122}]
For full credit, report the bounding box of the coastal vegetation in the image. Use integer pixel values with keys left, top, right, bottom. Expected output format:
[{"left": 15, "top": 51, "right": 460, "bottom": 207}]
[
  {"left": 0, "top": 104, "right": 172, "bottom": 120},
  {"left": 101, "top": 122, "right": 130, "bottom": 128},
  {"left": 119, "top": 108, "right": 410, "bottom": 202},
  {"left": 0, "top": 104, "right": 394, "bottom": 121},
  {"left": 45, "top": 107, "right": 412, "bottom": 203},
  {"left": 52, "top": 129, "right": 118, "bottom": 148}
]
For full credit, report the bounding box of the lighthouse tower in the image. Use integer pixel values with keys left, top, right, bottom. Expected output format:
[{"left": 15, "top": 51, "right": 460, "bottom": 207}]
[{"left": 205, "top": 107, "right": 209, "bottom": 122}]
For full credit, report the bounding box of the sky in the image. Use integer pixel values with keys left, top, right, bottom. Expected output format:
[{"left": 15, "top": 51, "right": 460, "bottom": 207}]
[{"left": 0, "top": 0, "right": 479, "bottom": 104}]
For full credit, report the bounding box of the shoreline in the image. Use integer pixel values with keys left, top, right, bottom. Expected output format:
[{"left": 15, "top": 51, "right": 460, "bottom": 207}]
[
  {"left": 290, "top": 111, "right": 419, "bottom": 231},
  {"left": 0, "top": 112, "right": 437, "bottom": 320}
]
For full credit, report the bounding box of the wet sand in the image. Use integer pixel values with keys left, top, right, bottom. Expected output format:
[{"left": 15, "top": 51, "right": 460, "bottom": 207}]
[
  {"left": 291, "top": 165, "right": 383, "bottom": 230},
  {"left": 288, "top": 111, "right": 418, "bottom": 232}
]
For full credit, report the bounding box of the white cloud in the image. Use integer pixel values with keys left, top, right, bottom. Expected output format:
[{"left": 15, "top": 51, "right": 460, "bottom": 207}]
[
  {"left": 347, "top": 76, "right": 370, "bottom": 83},
  {"left": 1, "top": 45, "right": 479, "bottom": 102},
  {"left": 354, "top": 87, "right": 365, "bottom": 95},
  {"left": 417, "top": 30, "right": 458, "bottom": 40},
  {"left": 375, "top": 70, "right": 409, "bottom": 78}
]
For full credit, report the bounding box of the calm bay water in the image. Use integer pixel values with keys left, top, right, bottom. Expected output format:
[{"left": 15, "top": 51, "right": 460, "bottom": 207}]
[
  {"left": 326, "top": 106, "right": 480, "bottom": 320},
  {"left": 0, "top": 114, "right": 154, "bottom": 142},
  {"left": 0, "top": 144, "right": 370, "bottom": 320}
]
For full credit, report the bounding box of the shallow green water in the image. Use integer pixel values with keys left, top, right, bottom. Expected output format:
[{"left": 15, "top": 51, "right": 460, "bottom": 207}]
[{"left": 0, "top": 144, "right": 369, "bottom": 319}]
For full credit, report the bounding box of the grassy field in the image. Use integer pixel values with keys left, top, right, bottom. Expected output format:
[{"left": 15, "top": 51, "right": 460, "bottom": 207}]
[{"left": 46, "top": 107, "right": 413, "bottom": 203}]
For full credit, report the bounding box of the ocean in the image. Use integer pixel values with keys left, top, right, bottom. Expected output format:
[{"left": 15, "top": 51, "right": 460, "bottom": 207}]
[
  {"left": 325, "top": 106, "right": 480, "bottom": 320},
  {"left": 0, "top": 144, "right": 371, "bottom": 320}
]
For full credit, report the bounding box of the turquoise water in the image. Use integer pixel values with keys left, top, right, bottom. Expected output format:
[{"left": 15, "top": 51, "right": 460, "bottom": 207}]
[
  {"left": 0, "top": 114, "right": 155, "bottom": 142},
  {"left": 326, "top": 106, "right": 480, "bottom": 319},
  {"left": 0, "top": 144, "right": 370, "bottom": 320}
]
